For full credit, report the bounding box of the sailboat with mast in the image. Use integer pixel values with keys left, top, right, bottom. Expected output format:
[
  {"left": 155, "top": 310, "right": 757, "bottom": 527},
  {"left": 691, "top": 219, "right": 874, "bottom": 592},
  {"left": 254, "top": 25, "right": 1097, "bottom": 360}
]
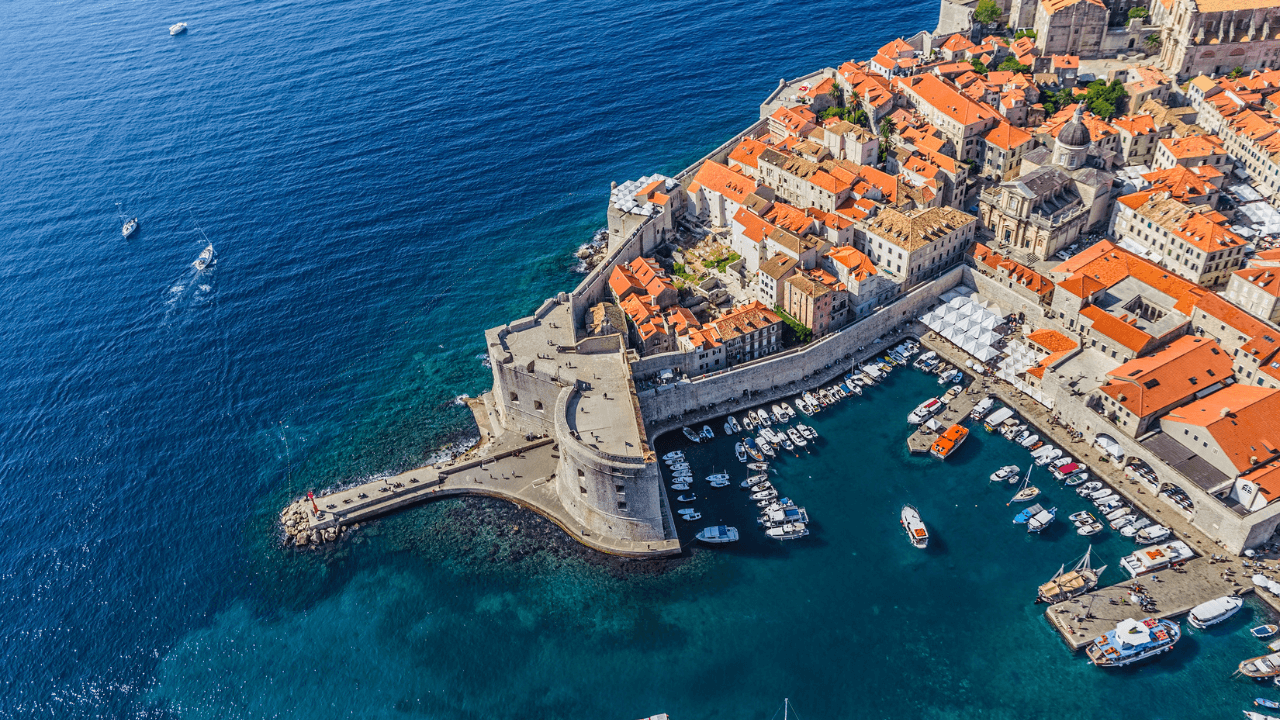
[
  {"left": 1036, "top": 546, "right": 1107, "bottom": 603},
  {"left": 118, "top": 202, "right": 139, "bottom": 238},
  {"left": 1009, "top": 465, "right": 1040, "bottom": 504}
]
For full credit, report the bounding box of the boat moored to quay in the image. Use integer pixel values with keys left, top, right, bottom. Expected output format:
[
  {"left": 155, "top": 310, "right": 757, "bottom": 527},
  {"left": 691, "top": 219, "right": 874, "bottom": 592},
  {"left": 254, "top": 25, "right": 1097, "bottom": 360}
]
[
  {"left": 1187, "top": 595, "right": 1243, "bottom": 629},
  {"left": 1086, "top": 617, "right": 1181, "bottom": 667}
]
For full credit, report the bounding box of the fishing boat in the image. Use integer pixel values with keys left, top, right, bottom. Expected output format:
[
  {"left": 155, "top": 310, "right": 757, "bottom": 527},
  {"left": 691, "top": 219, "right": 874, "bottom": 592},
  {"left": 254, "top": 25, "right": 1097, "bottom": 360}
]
[
  {"left": 1037, "top": 547, "right": 1106, "bottom": 603},
  {"left": 744, "top": 438, "right": 764, "bottom": 462},
  {"left": 1254, "top": 625, "right": 1280, "bottom": 639},
  {"left": 787, "top": 427, "right": 807, "bottom": 448},
  {"left": 701, "top": 425, "right": 715, "bottom": 440},
  {"left": 192, "top": 244, "right": 214, "bottom": 271},
  {"left": 930, "top": 424, "right": 968, "bottom": 461},
  {"left": 779, "top": 402, "right": 796, "bottom": 420},
  {"left": 746, "top": 461, "right": 769, "bottom": 471},
  {"left": 1086, "top": 617, "right": 1181, "bottom": 667},
  {"left": 1027, "top": 506, "right": 1057, "bottom": 533},
  {"left": 671, "top": 483, "right": 689, "bottom": 491},
  {"left": 1014, "top": 503, "right": 1044, "bottom": 524},
  {"left": 1188, "top": 595, "right": 1243, "bottom": 629},
  {"left": 1241, "top": 653, "right": 1280, "bottom": 679},
  {"left": 1009, "top": 466, "right": 1040, "bottom": 503},
  {"left": 676, "top": 493, "right": 697, "bottom": 503},
  {"left": 797, "top": 424, "right": 817, "bottom": 440},
  {"left": 990, "top": 465, "right": 1019, "bottom": 483},
  {"left": 984, "top": 407, "right": 1014, "bottom": 432},
  {"left": 170, "top": 22, "right": 188, "bottom": 34},
  {"left": 734, "top": 443, "right": 748, "bottom": 463},
  {"left": 908, "top": 398, "right": 942, "bottom": 425},
  {"left": 1119, "top": 540, "right": 1194, "bottom": 578},
  {"left": 682, "top": 427, "right": 701, "bottom": 443},
  {"left": 901, "top": 504, "right": 929, "bottom": 549},
  {"left": 765, "top": 522, "right": 808, "bottom": 540},
  {"left": 696, "top": 525, "right": 739, "bottom": 544},
  {"left": 1136, "top": 525, "right": 1172, "bottom": 545},
  {"left": 681, "top": 512, "right": 702, "bottom": 521},
  {"left": 970, "top": 397, "right": 994, "bottom": 420}
]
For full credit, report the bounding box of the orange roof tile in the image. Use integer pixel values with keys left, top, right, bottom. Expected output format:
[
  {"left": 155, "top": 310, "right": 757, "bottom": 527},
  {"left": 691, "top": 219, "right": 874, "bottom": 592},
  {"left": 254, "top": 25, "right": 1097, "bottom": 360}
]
[
  {"left": 1098, "top": 336, "right": 1233, "bottom": 416},
  {"left": 728, "top": 138, "right": 769, "bottom": 169},
  {"left": 689, "top": 160, "right": 756, "bottom": 204},
  {"left": 1159, "top": 134, "right": 1226, "bottom": 159},
  {"left": 983, "top": 122, "right": 1033, "bottom": 151},
  {"left": 1163, "top": 385, "right": 1280, "bottom": 472}
]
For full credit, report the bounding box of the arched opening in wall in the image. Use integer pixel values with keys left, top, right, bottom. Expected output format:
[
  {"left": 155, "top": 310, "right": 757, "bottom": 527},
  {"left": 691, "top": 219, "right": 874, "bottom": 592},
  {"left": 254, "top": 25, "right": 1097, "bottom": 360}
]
[
  {"left": 534, "top": 400, "right": 544, "bottom": 411},
  {"left": 509, "top": 392, "right": 519, "bottom": 403}
]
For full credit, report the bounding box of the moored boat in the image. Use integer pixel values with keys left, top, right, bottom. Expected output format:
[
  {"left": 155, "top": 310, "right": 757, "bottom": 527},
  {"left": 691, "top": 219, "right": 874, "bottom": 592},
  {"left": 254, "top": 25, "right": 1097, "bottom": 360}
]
[
  {"left": 990, "top": 465, "right": 1019, "bottom": 483},
  {"left": 706, "top": 472, "right": 730, "bottom": 484},
  {"left": 740, "top": 474, "right": 769, "bottom": 489},
  {"left": 682, "top": 427, "right": 701, "bottom": 443},
  {"left": 1064, "top": 471, "right": 1091, "bottom": 487},
  {"left": 901, "top": 504, "right": 928, "bottom": 549},
  {"left": 1077, "top": 522, "right": 1104, "bottom": 536},
  {"left": 696, "top": 525, "right": 739, "bottom": 543},
  {"left": 1086, "top": 617, "right": 1181, "bottom": 667},
  {"left": 735, "top": 442, "right": 748, "bottom": 463},
  {"left": 1014, "top": 503, "right": 1044, "bottom": 524},
  {"left": 671, "top": 483, "right": 689, "bottom": 491},
  {"left": 984, "top": 407, "right": 1014, "bottom": 432},
  {"left": 1027, "top": 506, "right": 1057, "bottom": 533},
  {"left": 746, "top": 461, "right": 769, "bottom": 471},
  {"left": 750, "top": 488, "right": 778, "bottom": 501},
  {"left": 765, "top": 522, "right": 808, "bottom": 540},
  {"left": 744, "top": 438, "right": 764, "bottom": 462},
  {"left": 1136, "top": 525, "right": 1172, "bottom": 545},
  {"left": 1253, "top": 625, "right": 1280, "bottom": 639},
  {"left": 970, "top": 397, "right": 994, "bottom": 420},
  {"left": 701, "top": 425, "right": 714, "bottom": 440},
  {"left": 663, "top": 451, "right": 685, "bottom": 462},
  {"left": 1009, "top": 466, "right": 1039, "bottom": 502},
  {"left": 930, "top": 424, "right": 968, "bottom": 460},
  {"left": 796, "top": 424, "right": 817, "bottom": 440},
  {"left": 908, "top": 398, "right": 942, "bottom": 425},
  {"left": 1242, "top": 652, "right": 1280, "bottom": 679},
  {"left": 728, "top": 416, "right": 741, "bottom": 433},
  {"left": 780, "top": 402, "right": 796, "bottom": 420},
  {"left": 676, "top": 493, "right": 697, "bottom": 502},
  {"left": 1037, "top": 547, "right": 1107, "bottom": 604},
  {"left": 680, "top": 512, "right": 702, "bottom": 521},
  {"left": 1188, "top": 595, "right": 1243, "bottom": 629},
  {"left": 1119, "top": 540, "right": 1194, "bottom": 578},
  {"left": 787, "top": 427, "right": 807, "bottom": 447}
]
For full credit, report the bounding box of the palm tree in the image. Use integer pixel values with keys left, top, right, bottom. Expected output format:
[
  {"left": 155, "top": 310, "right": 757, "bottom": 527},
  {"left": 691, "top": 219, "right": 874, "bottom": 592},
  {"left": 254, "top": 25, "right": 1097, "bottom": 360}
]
[
  {"left": 827, "top": 83, "right": 844, "bottom": 107},
  {"left": 1144, "top": 33, "right": 1162, "bottom": 52},
  {"left": 878, "top": 116, "right": 897, "bottom": 140}
]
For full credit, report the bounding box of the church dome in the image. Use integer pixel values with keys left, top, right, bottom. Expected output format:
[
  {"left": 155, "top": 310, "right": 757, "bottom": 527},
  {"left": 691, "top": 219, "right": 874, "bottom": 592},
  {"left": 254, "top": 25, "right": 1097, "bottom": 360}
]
[{"left": 1058, "top": 104, "right": 1090, "bottom": 148}]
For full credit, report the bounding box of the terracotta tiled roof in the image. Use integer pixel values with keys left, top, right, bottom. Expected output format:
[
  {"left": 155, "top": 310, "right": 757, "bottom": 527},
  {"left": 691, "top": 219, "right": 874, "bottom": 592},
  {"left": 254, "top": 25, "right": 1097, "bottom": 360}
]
[
  {"left": 1098, "top": 336, "right": 1233, "bottom": 417},
  {"left": 1235, "top": 268, "right": 1280, "bottom": 298},
  {"left": 897, "top": 74, "right": 998, "bottom": 127},
  {"left": 1051, "top": 241, "right": 1199, "bottom": 305},
  {"left": 1080, "top": 305, "right": 1154, "bottom": 352},
  {"left": 728, "top": 138, "right": 769, "bottom": 169},
  {"left": 1158, "top": 134, "right": 1225, "bottom": 159},
  {"left": 1040, "top": 0, "right": 1105, "bottom": 13},
  {"left": 1140, "top": 166, "right": 1220, "bottom": 203},
  {"left": 941, "top": 34, "right": 976, "bottom": 52},
  {"left": 1112, "top": 114, "right": 1157, "bottom": 136},
  {"left": 763, "top": 202, "right": 814, "bottom": 234},
  {"left": 708, "top": 300, "right": 781, "bottom": 343},
  {"left": 983, "top": 122, "right": 1033, "bottom": 151},
  {"left": 1163, "top": 385, "right": 1280, "bottom": 472},
  {"left": 827, "top": 245, "right": 878, "bottom": 281},
  {"left": 689, "top": 161, "right": 756, "bottom": 203}
]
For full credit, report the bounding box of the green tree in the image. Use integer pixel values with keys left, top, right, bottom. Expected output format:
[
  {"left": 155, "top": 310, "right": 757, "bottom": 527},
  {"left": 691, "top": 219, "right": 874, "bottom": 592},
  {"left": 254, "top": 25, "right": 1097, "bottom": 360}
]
[
  {"left": 1144, "top": 33, "right": 1162, "bottom": 51},
  {"left": 974, "top": 0, "right": 1001, "bottom": 23},
  {"left": 853, "top": 108, "right": 869, "bottom": 127},
  {"left": 1013, "top": 29, "right": 1037, "bottom": 39},
  {"left": 1128, "top": 6, "right": 1148, "bottom": 19},
  {"left": 878, "top": 116, "right": 897, "bottom": 139},
  {"left": 828, "top": 82, "right": 844, "bottom": 106},
  {"left": 1229, "top": 65, "right": 1245, "bottom": 79},
  {"left": 1082, "top": 78, "right": 1127, "bottom": 119},
  {"left": 773, "top": 307, "right": 813, "bottom": 346},
  {"left": 969, "top": 58, "right": 989, "bottom": 74},
  {"left": 1090, "top": 100, "right": 1115, "bottom": 120},
  {"left": 997, "top": 56, "right": 1032, "bottom": 73}
]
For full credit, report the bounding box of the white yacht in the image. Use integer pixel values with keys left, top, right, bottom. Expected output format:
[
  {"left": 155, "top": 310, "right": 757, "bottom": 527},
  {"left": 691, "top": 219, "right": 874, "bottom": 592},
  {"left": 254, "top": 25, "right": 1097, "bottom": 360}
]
[
  {"left": 170, "top": 22, "right": 188, "bottom": 35},
  {"left": 696, "top": 526, "right": 739, "bottom": 544},
  {"left": 193, "top": 243, "right": 215, "bottom": 271},
  {"left": 1187, "top": 595, "right": 1243, "bottom": 629}
]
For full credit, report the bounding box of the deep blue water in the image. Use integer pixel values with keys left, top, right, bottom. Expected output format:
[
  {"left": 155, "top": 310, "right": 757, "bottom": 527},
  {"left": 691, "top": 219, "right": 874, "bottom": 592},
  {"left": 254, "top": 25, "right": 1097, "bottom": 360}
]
[{"left": 0, "top": 0, "right": 1265, "bottom": 717}]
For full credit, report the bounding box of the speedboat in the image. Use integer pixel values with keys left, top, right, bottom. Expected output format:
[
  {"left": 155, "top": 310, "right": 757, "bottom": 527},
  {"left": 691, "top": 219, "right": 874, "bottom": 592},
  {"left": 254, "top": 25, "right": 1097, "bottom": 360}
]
[
  {"left": 749, "top": 481, "right": 773, "bottom": 493},
  {"left": 122, "top": 217, "right": 140, "bottom": 237},
  {"left": 709, "top": 479, "right": 730, "bottom": 488},
  {"left": 193, "top": 244, "right": 214, "bottom": 271},
  {"left": 1252, "top": 625, "right": 1280, "bottom": 639},
  {"left": 787, "top": 427, "right": 807, "bottom": 447},
  {"left": 671, "top": 469, "right": 693, "bottom": 479},
  {"left": 734, "top": 442, "right": 748, "bottom": 463},
  {"left": 780, "top": 402, "right": 796, "bottom": 419},
  {"left": 1070, "top": 511, "right": 1096, "bottom": 525},
  {"left": 671, "top": 483, "right": 689, "bottom": 491},
  {"left": 908, "top": 398, "right": 942, "bottom": 425},
  {"left": 1187, "top": 595, "right": 1243, "bottom": 629},
  {"left": 1136, "top": 525, "right": 1172, "bottom": 545},
  {"left": 779, "top": 437, "right": 795, "bottom": 452},
  {"left": 740, "top": 474, "right": 768, "bottom": 489},
  {"left": 754, "top": 409, "right": 771, "bottom": 426},
  {"left": 1105, "top": 507, "right": 1132, "bottom": 521},
  {"left": 706, "top": 472, "right": 730, "bottom": 484},
  {"left": 676, "top": 493, "right": 697, "bottom": 503},
  {"left": 990, "top": 465, "right": 1019, "bottom": 483},
  {"left": 771, "top": 404, "right": 786, "bottom": 421},
  {"left": 728, "top": 416, "right": 742, "bottom": 434},
  {"left": 1027, "top": 506, "right": 1057, "bottom": 533},
  {"left": 743, "top": 414, "right": 757, "bottom": 431},
  {"left": 1019, "top": 433, "right": 1039, "bottom": 448},
  {"left": 1064, "top": 472, "right": 1091, "bottom": 487},
  {"left": 724, "top": 419, "right": 736, "bottom": 436},
  {"left": 669, "top": 462, "right": 690, "bottom": 472},
  {"left": 746, "top": 462, "right": 769, "bottom": 471},
  {"left": 663, "top": 451, "right": 685, "bottom": 462},
  {"left": 1076, "top": 481, "right": 1103, "bottom": 496},
  {"left": 1085, "top": 488, "right": 1114, "bottom": 502},
  {"left": 803, "top": 392, "right": 820, "bottom": 410},
  {"left": 696, "top": 525, "right": 739, "bottom": 544},
  {"left": 701, "top": 425, "right": 714, "bottom": 440},
  {"left": 682, "top": 427, "right": 701, "bottom": 443},
  {"left": 758, "top": 438, "right": 775, "bottom": 458},
  {"left": 744, "top": 438, "right": 764, "bottom": 462},
  {"left": 765, "top": 522, "right": 808, "bottom": 540},
  {"left": 681, "top": 512, "right": 702, "bottom": 521},
  {"left": 170, "top": 22, "right": 188, "bottom": 35},
  {"left": 1077, "top": 522, "right": 1104, "bottom": 536},
  {"left": 750, "top": 488, "right": 778, "bottom": 501},
  {"left": 1034, "top": 447, "right": 1062, "bottom": 466},
  {"left": 677, "top": 507, "right": 697, "bottom": 515},
  {"left": 795, "top": 398, "right": 813, "bottom": 415},
  {"left": 846, "top": 382, "right": 863, "bottom": 396},
  {"left": 901, "top": 504, "right": 928, "bottom": 549},
  {"left": 797, "top": 424, "right": 817, "bottom": 440},
  {"left": 1087, "top": 618, "right": 1181, "bottom": 667}
]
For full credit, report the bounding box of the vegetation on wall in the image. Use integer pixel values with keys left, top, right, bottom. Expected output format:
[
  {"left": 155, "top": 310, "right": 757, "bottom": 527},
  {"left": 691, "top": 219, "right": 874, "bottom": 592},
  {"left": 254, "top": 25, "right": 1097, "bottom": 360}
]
[
  {"left": 973, "top": 0, "right": 1001, "bottom": 24},
  {"left": 774, "top": 306, "right": 814, "bottom": 346}
]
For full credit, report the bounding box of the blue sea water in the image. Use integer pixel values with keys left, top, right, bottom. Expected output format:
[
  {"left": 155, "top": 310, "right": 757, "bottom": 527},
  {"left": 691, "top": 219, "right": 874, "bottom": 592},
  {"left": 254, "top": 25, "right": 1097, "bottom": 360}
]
[{"left": 0, "top": 0, "right": 1265, "bottom": 717}]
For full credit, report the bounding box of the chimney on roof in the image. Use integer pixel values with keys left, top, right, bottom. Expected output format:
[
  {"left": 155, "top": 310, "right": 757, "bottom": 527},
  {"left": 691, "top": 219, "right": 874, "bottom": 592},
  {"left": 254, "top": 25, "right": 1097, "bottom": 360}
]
[
  {"left": 1221, "top": 407, "right": 1232, "bottom": 418},
  {"left": 1118, "top": 393, "right": 1127, "bottom": 401},
  {"left": 1252, "top": 455, "right": 1260, "bottom": 465}
]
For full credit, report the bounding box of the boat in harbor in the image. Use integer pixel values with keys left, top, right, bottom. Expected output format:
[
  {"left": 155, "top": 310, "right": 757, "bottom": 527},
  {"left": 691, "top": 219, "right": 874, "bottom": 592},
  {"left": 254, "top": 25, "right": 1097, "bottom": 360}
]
[
  {"left": 669, "top": 462, "right": 690, "bottom": 471},
  {"left": 1019, "top": 433, "right": 1039, "bottom": 448},
  {"left": 1064, "top": 471, "right": 1091, "bottom": 487},
  {"left": 1253, "top": 625, "right": 1280, "bottom": 639},
  {"left": 1076, "top": 481, "right": 1103, "bottom": 496},
  {"left": 796, "top": 424, "right": 817, "bottom": 440},
  {"left": 1069, "top": 511, "right": 1096, "bottom": 525},
  {"left": 1014, "top": 503, "right": 1044, "bottom": 524},
  {"left": 696, "top": 525, "right": 739, "bottom": 544},
  {"left": 1247, "top": 709, "right": 1280, "bottom": 720},
  {"left": 746, "top": 461, "right": 769, "bottom": 471},
  {"left": 908, "top": 398, "right": 942, "bottom": 425},
  {"left": 1009, "top": 466, "right": 1039, "bottom": 503},
  {"left": 1119, "top": 540, "right": 1194, "bottom": 578},
  {"left": 701, "top": 425, "right": 714, "bottom": 440},
  {"left": 681, "top": 512, "right": 702, "bottom": 521},
  {"left": 709, "top": 479, "right": 730, "bottom": 488},
  {"left": 803, "top": 392, "right": 820, "bottom": 410},
  {"left": 1120, "top": 517, "right": 1152, "bottom": 537},
  {"left": 751, "top": 488, "right": 778, "bottom": 501},
  {"left": 970, "top": 397, "right": 994, "bottom": 420},
  {"left": 671, "top": 483, "right": 689, "bottom": 491},
  {"left": 1086, "top": 617, "right": 1181, "bottom": 667},
  {"left": 780, "top": 402, "right": 796, "bottom": 419},
  {"left": 901, "top": 504, "right": 928, "bottom": 549},
  {"left": 1027, "top": 506, "right": 1057, "bottom": 533},
  {"left": 676, "top": 493, "right": 697, "bottom": 502},
  {"left": 663, "top": 451, "right": 684, "bottom": 462},
  {"left": 990, "top": 465, "right": 1019, "bottom": 483},
  {"left": 1136, "top": 525, "right": 1172, "bottom": 545},
  {"left": 779, "top": 436, "right": 795, "bottom": 452},
  {"left": 760, "top": 506, "right": 809, "bottom": 528},
  {"left": 984, "top": 407, "right": 1014, "bottom": 432},
  {"left": 1033, "top": 446, "right": 1062, "bottom": 466},
  {"left": 706, "top": 472, "right": 730, "bottom": 484},
  {"left": 757, "top": 437, "right": 775, "bottom": 457},
  {"left": 744, "top": 438, "right": 764, "bottom": 462},
  {"left": 930, "top": 424, "right": 968, "bottom": 460},
  {"left": 1077, "top": 522, "right": 1103, "bottom": 536},
  {"left": 765, "top": 522, "right": 808, "bottom": 540},
  {"left": 740, "top": 474, "right": 768, "bottom": 489},
  {"left": 771, "top": 404, "right": 786, "bottom": 422},
  {"left": 1188, "top": 595, "right": 1243, "bottom": 629},
  {"left": 787, "top": 427, "right": 807, "bottom": 448},
  {"left": 913, "top": 350, "right": 937, "bottom": 370},
  {"left": 728, "top": 416, "right": 741, "bottom": 433},
  {"left": 1037, "top": 546, "right": 1106, "bottom": 603},
  {"left": 682, "top": 427, "right": 701, "bottom": 443},
  {"left": 677, "top": 508, "right": 697, "bottom": 516},
  {"left": 1052, "top": 462, "right": 1084, "bottom": 481},
  {"left": 735, "top": 443, "right": 748, "bottom": 463},
  {"left": 1241, "top": 652, "right": 1280, "bottom": 679},
  {"left": 170, "top": 22, "right": 188, "bottom": 35}
]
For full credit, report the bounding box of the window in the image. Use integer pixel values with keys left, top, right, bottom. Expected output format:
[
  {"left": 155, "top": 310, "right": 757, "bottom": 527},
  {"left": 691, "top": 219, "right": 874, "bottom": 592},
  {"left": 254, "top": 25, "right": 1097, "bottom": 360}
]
[
  {"left": 509, "top": 392, "right": 519, "bottom": 402},
  {"left": 534, "top": 400, "right": 544, "bottom": 411}
]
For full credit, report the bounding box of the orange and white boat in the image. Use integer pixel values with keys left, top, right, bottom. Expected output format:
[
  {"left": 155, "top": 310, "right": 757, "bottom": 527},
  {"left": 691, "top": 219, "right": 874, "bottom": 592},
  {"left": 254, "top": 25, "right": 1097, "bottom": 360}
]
[{"left": 930, "top": 424, "right": 969, "bottom": 460}]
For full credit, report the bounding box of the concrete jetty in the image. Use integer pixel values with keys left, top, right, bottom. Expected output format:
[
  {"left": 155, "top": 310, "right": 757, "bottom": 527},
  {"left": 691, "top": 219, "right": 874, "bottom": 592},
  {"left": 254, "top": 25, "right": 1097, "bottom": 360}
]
[{"left": 279, "top": 400, "right": 681, "bottom": 558}]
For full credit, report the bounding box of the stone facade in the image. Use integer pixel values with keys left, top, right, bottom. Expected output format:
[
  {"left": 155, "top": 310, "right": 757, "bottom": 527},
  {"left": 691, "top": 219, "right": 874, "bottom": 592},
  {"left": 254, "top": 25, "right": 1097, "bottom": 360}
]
[{"left": 1153, "top": 0, "right": 1280, "bottom": 80}]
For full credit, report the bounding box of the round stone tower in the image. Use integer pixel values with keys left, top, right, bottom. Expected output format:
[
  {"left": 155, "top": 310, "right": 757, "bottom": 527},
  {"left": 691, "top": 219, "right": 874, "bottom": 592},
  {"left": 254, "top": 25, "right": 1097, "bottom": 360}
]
[{"left": 1053, "top": 104, "right": 1090, "bottom": 170}]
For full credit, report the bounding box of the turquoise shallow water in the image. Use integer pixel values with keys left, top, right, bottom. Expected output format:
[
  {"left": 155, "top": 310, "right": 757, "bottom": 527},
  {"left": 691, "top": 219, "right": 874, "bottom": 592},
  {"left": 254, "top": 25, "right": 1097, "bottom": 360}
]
[{"left": 0, "top": 0, "right": 1269, "bottom": 715}]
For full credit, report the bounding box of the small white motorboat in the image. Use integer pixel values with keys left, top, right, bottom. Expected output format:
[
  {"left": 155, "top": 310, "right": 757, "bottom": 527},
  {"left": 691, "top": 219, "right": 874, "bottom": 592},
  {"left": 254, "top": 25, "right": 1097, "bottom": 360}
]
[
  {"left": 663, "top": 451, "right": 685, "bottom": 462},
  {"left": 1077, "top": 522, "right": 1104, "bottom": 536},
  {"left": 787, "top": 427, "right": 807, "bottom": 447},
  {"left": 1076, "top": 481, "right": 1103, "bottom": 496},
  {"left": 1136, "top": 525, "right": 1172, "bottom": 545},
  {"left": 669, "top": 462, "right": 690, "bottom": 472},
  {"left": 750, "top": 488, "right": 778, "bottom": 501},
  {"left": 746, "top": 462, "right": 769, "bottom": 471},
  {"left": 696, "top": 525, "right": 739, "bottom": 544},
  {"left": 780, "top": 402, "right": 796, "bottom": 419},
  {"left": 1105, "top": 507, "right": 1131, "bottom": 521},
  {"left": 193, "top": 243, "right": 214, "bottom": 271},
  {"left": 677, "top": 493, "right": 697, "bottom": 503},
  {"left": 797, "top": 424, "right": 817, "bottom": 440},
  {"left": 740, "top": 474, "right": 768, "bottom": 489},
  {"left": 677, "top": 508, "right": 697, "bottom": 515},
  {"left": 682, "top": 427, "right": 701, "bottom": 443},
  {"left": 709, "top": 479, "right": 730, "bottom": 488},
  {"left": 1109, "top": 513, "right": 1136, "bottom": 531},
  {"left": 701, "top": 425, "right": 715, "bottom": 440},
  {"left": 681, "top": 512, "right": 702, "bottom": 521},
  {"left": 170, "top": 22, "right": 188, "bottom": 35},
  {"left": 990, "top": 465, "right": 1019, "bottom": 483},
  {"left": 734, "top": 443, "right": 748, "bottom": 462},
  {"left": 766, "top": 522, "right": 808, "bottom": 540},
  {"left": 122, "top": 217, "right": 140, "bottom": 238},
  {"left": 1019, "top": 433, "right": 1039, "bottom": 448},
  {"left": 706, "top": 472, "right": 730, "bottom": 484},
  {"left": 1069, "top": 511, "right": 1096, "bottom": 525},
  {"left": 1120, "top": 518, "right": 1152, "bottom": 537},
  {"left": 1085, "top": 488, "right": 1114, "bottom": 501},
  {"left": 671, "top": 483, "right": 689, "bottom": 491}
]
